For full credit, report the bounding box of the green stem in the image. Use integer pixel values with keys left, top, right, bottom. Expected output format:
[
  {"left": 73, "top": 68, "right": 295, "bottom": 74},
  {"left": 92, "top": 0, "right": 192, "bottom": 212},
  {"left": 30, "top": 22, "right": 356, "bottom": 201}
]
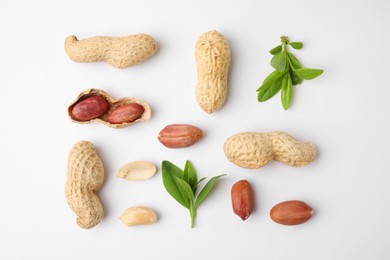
[
  {"left": 281, "top": 35, "right": 289, "bottom": 44},
  {"left": 281, "top": 36, "right": 289, "bottom": 52},
  {"left": 190, "top": 203, "right": 196, "bottom": 228}
]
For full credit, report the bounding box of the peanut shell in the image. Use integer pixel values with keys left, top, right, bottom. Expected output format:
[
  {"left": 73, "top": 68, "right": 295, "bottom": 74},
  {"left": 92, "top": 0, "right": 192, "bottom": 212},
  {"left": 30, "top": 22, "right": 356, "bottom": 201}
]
[
  {"left": 65, "top": 141, "right": 104, "bottom": 229},
  {"left": 64, "top": 34, "right": 157, "bottom": 68},
  {"left": 68, "top": 88, "right": 151, "bottom": 129},
  {"left": 195, "top": 30, "right": 231, "bottom": 114},
  {"left": 223, "top": 131, "right": 317, "bottom": 168}
]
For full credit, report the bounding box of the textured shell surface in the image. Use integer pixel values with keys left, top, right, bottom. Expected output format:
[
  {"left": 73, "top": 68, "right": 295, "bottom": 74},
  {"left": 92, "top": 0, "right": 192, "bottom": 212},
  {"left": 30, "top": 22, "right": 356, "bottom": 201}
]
[
  {"left": 195, "top": 30, "right": 231, "bottom": 114},
  {"left": 268, "top": 131, "right": 317, "bottom": 167},
  {"left": 224, "top": 132, "right": 273, "bottom": 168},
  {"left": 64, "top": 34, "right": 157, "bottom": 68},
  {"left": 224, "top": 131, "right": 317, "bottom": 168},
  {"left": 65, "top": 141, "right": 105, "bottom": 229}
]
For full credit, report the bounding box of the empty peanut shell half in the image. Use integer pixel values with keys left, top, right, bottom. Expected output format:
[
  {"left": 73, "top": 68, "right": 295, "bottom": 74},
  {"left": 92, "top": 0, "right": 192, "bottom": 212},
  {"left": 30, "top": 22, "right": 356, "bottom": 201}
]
[
  {"left": 120, "top": 206, "right": 157, "bottom": 226},
  {"left": 118, "top": 161, "right": 157, "bottom": 181},
  {"left": 68, "top": 88, "right": 151, "bottom": 128}
]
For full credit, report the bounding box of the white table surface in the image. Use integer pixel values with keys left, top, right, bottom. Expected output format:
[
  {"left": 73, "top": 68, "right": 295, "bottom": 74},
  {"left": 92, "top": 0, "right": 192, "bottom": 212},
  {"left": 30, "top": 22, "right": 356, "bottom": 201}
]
[{"left": 1, "top": 0, "right": 389, "bottom": 259}]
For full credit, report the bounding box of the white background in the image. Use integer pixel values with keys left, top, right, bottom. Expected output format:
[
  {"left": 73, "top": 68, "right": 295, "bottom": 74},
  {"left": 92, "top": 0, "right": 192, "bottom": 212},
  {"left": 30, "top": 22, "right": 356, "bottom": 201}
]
[{"left": 1, "top": 0, "right": 389, "bottom": 259}]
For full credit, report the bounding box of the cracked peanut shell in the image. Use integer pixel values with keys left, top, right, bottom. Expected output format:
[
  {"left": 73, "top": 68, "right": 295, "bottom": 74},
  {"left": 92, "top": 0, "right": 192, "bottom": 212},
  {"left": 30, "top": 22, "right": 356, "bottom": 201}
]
[{"left": 68, "top": 88, "right": 151, "bottom": 129}]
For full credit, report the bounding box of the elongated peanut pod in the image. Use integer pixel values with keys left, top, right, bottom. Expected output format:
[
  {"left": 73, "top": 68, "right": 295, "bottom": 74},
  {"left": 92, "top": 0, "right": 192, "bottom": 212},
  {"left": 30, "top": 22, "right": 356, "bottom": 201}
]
[
  {"left": 223, "top": 131, "right": 317, "bottom": 168},
  {"left": 195, "top": 31, "right": 231, "bottom": 114},
  {"left": 65, "top": 141, "right": 105, "bottom": 229},
  {"left": 64, "top": 34, "right": 157, "bottom": 68}
]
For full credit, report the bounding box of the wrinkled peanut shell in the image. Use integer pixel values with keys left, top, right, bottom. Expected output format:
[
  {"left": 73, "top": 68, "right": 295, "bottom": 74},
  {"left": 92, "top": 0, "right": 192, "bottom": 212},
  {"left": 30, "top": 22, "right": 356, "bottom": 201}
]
[
  {"left": 224, "top": 131, "right": 317, "bottom": 168},
  {"left": 65, "top": 141, "right": 105, "bottom": 229},
  {"left": 195, "top": 31, "right": 231, "bottom": 114},
  {"left": 64, "top": 34, "right": 157, "bottom": 69}
]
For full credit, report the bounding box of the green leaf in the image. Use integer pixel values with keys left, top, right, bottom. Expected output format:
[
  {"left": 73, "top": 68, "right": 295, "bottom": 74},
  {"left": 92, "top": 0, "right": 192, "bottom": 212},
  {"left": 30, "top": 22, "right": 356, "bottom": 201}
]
[
  {"left": 271, "top": 51, "right": 287, "bottom": 71},
  {"left": 195, "top": 174, "right": 226, "bottom": 209},
  {"left": 287, "top": 52, "right": 302, "bottom": 69},
  {"left": 294, "top": 68, "right": 324, "bottom": 80},
  {"left": 162, "top": 160, "right": 183, "bottom": 179},
  {"left": 289, "top": 42, "right": 303, "bottom": 50},
  {"left": 173, "top": 176, "right": 194, "bottom": 204},
  {"left": 281, "top": 74, "right": 293, "bottom": 110},
  {"left": 289, "top": 69, "right": 303, "bottom": 85},
  {"left": 269, "top": 45, "right": 282, "bottom": 55},
  {"left": 184, "top": 160, "right": 198, "bottom": 193},
  {"left": 183, "top": 163, "right": 189, "bottom": 183},
  {"left": 162, "top": 161, "right": 189, "bottom": 209},
  {"left": 257, "top": 69, "right": 283, "bottom": 92},
  {"left": 258, "top": 72, "right": 286, "bottom": 102},
  {"left": 197, "top": 177, "right": 207, "bottom": 186}
]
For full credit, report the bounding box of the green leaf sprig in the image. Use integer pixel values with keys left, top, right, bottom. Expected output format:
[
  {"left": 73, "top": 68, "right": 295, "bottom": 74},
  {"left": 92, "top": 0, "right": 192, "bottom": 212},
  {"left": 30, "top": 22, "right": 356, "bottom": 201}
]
[
  {"left": 257, "top": 36, "right": 324, "bottom": 110},
  {"left": 162, "top": 160, "right": 225, "bottom": 228}
]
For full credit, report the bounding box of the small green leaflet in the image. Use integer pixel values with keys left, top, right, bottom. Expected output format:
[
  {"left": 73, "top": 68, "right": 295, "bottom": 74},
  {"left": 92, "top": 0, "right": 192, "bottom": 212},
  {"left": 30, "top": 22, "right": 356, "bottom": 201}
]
[
  {"left": 271, "top": 51, "right": 287, "bottom": 71},
  {"left": 161, "top": 160, "right": 226, "bottom": 228},
  {"left": 281, "top": 73, "right": 293, "bottom": 110},
  {"left": 290, "top": 42, "right": 303, "bottom": 49},
  {"left": 194, "top": 175, "right": 225, "bottom": 208},
  {"left": 289, "top": 69, "right": 303, "bottom": 85},
  {"left": 294, "top": 68, "right": 323, "bottom": 80},
  {"left": 257, "top": 71, "right": 285, "bottom": 102},
  {"left": 184, "top": 160, "right": 198, "bottom": 193},
  {"left": 287, "top": 52, "right": 302, "bottom": 69},
  {"left": 162, "top": 161, "right": 188, "bottom": 208},
  {"left": 269, "top": 45, "right": 282, "bottom": 55},
  {"left": 257, "top": 36, "right": 323, "bottom": 110},
  {"left": 258, "top": 69, "right": 283, "bottom": 88},
  {"left": 173, "top": 176, "right": 194, "bottom": 204}
]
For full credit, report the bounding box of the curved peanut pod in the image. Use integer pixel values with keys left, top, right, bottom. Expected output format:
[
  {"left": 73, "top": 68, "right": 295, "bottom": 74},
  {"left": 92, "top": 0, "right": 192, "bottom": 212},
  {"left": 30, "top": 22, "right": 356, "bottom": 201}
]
[
  {"left": 65, "top": 141, "right": 104, "bottom": 229},
  {"left": 223, "top": 131, "right": 317, "bottom": 168},
  {"left": 195, "top": 31, "right": 231, "bottom": 114},
  {"left": 64, "top": 34, "right": 157, "bottom": 68}
]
